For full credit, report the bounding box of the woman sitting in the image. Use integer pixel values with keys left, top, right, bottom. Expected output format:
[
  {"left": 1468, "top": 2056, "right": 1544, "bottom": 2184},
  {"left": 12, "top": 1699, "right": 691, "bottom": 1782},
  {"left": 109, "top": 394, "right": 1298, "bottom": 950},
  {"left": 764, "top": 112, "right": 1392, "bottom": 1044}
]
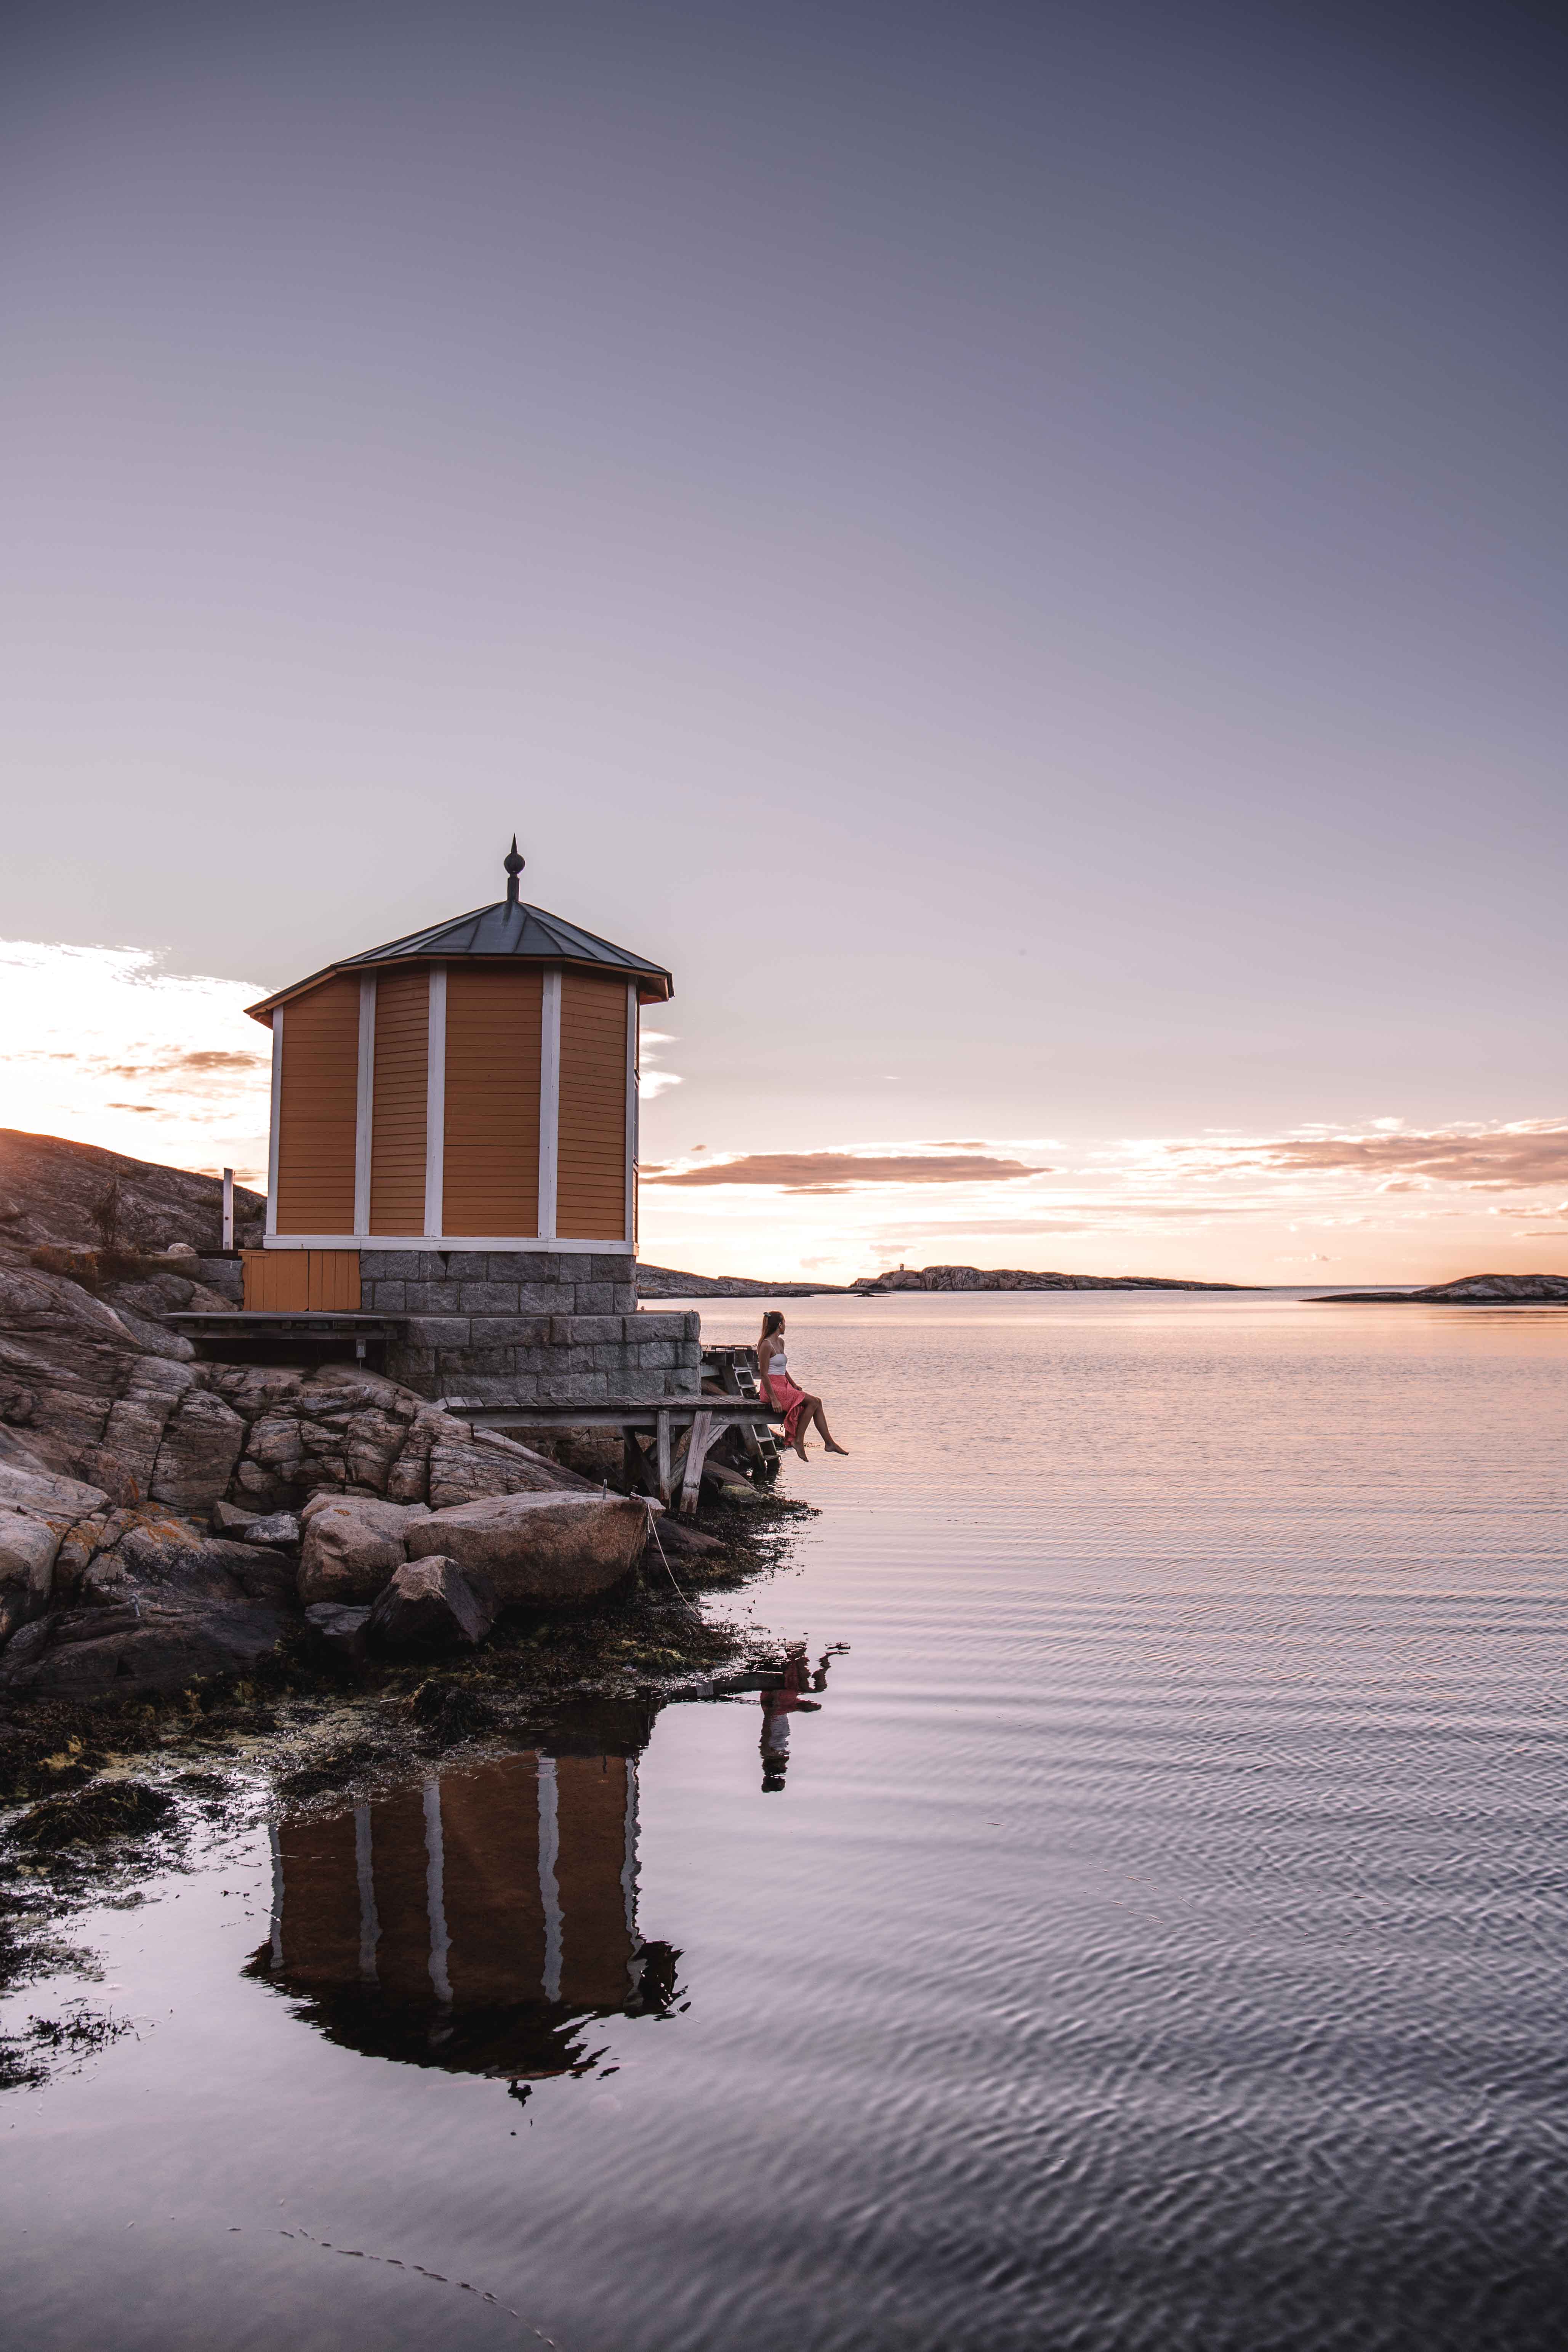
[{"left": 756, "top": 1311, "right": 848, "bottom": 1461}]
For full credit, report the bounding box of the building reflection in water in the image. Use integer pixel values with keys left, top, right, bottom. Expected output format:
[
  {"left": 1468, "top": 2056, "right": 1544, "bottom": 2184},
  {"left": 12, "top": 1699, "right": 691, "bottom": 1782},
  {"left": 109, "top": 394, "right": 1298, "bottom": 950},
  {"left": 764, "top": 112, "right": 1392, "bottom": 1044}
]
[{"left": 249, "top": 1714, "right": 679, "bottom": 2091}]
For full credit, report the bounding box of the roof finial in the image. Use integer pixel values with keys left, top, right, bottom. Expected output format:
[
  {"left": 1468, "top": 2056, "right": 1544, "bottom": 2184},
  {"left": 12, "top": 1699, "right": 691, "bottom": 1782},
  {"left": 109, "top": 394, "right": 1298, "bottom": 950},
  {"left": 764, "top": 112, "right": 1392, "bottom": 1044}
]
[{"left": 503, "top": 834, "right": 525, "bottom": 910}]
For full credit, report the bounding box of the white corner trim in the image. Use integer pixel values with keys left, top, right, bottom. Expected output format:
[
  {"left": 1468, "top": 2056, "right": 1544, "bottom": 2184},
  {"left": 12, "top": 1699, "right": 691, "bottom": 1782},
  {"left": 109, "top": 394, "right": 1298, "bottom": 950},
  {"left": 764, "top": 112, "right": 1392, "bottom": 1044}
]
[
  {"left": 265, "top": 1010, "right": 283, "bottom": 1237},
  {"left": 354, "top": 976, "right": 376, "bottom": 1236},
  {"left": 424, "top": 964, "right": 447, "bottom": 1240},
  {"left": 539, "top": 966, "right": 561, "bottom": 1241},
  {"left": 422, "top": 1779, "right": 451, "bottom": 2008},
  {"left": 537, "top": 1757, "right": 562, "bottom": 2005},
  {"left": 261, "top": 1234, "right": 632, "bottom": 1253},
  {"left": 625, "top": 981, "right": 638, "bottom": 1246}
]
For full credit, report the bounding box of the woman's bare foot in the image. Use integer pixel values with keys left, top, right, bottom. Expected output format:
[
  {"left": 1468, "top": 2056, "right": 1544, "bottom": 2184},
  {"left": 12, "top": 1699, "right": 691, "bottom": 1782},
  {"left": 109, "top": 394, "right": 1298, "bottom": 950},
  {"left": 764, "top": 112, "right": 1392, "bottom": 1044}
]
[
  {"left": 794, "top": 1440, "right": 810, "bottom": 1460},
  {"left": 824, "top": 1441, "right": 849, "bottom": 1455}
]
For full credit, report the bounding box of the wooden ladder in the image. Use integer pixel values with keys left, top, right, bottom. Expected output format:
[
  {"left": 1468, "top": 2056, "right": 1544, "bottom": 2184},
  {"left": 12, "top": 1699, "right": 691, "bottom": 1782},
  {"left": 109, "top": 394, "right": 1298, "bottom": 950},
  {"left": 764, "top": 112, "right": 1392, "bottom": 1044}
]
[{"left": 701, "top": 1346, "right": 782, "bottom": 1482}]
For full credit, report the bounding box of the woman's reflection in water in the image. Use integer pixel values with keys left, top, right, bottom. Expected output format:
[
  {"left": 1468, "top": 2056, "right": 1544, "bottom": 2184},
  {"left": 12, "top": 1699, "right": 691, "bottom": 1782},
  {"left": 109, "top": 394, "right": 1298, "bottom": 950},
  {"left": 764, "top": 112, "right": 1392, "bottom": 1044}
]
[{"left": 759, "top": 1644, "right": 847, "bottom": 1792}]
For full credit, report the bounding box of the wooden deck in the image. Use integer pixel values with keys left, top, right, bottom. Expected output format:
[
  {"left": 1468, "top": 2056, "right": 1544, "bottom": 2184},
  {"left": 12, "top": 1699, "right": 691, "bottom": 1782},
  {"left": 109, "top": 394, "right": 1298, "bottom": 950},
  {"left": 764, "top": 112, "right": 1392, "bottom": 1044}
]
[
  {"left": 442, "top": 1393, "right": 780, "bottom": 1513},
  {"left": 165, "top": 1310, "right": 400, "bottom": 1361}
]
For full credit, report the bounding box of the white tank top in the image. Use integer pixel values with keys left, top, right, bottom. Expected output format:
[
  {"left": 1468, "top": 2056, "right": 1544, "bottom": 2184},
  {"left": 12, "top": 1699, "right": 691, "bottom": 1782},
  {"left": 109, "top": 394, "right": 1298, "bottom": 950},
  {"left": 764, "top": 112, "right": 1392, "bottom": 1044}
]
[{"left": 766, "top": 1349, "right": 788, "bottom": 1378}]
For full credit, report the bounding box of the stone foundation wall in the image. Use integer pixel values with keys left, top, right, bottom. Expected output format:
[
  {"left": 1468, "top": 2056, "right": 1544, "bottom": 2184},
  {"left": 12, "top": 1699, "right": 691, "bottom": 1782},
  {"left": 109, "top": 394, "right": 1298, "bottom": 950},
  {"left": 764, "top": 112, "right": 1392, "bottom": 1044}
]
[
  {"left": 194, "top": 1256, "right": 244, "bottom": 1304},
  {"left": 357, "top": 1251, "right": 702, "bottom": 1407}
]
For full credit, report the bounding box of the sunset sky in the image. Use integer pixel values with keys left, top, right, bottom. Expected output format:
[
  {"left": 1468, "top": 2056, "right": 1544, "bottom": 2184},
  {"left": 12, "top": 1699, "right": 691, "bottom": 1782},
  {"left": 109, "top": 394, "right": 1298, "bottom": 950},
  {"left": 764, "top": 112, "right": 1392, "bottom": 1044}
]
[{"left": 3, "top": 2, "right": 1564, "bottom": 1285}]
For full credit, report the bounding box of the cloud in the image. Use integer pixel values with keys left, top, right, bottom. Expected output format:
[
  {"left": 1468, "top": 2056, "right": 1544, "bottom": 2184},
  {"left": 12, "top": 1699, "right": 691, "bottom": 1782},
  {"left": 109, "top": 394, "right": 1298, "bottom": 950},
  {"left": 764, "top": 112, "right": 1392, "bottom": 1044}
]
[
  {"left": 171, "top": 1048, "right": 267, "bottom": 1073},
  {"left": 0, "top": 938, "right": 271, "bottom": 1181},
  {"left": 1176, "top": 1121, "right": 1568, "bottom": 1191},
  {"left": 103, "top": 1048, "right": 266, "bottom": 1078},
  {"left": 642, "top": 1151, "right": 1047, "bottom": 1192}
]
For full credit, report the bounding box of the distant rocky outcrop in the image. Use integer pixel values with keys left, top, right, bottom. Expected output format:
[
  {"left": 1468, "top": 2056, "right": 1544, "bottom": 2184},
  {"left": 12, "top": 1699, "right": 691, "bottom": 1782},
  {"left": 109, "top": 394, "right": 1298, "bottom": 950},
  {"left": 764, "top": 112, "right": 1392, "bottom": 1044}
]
[
  {"left": 0, "top": 1129, "right": 266, "bottom": 1265},
  {"left": 636, "top": 1263, "right": 846, "bottom": 1298},
  {"left": 850, "top": 1264, "right": 1244, "bottom": 1294},
  {"left": 1317, "top": 1272, "right": 1568, "bottom": 1305}
]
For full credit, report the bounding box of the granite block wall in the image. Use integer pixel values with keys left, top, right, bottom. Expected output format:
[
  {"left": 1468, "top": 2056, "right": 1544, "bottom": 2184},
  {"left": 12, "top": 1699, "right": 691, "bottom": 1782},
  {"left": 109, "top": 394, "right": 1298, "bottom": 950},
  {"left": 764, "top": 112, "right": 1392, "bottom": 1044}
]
[
  {"left": 195, "top": 1255, "right": 244, "bottom": 1304},
  {"left": 358, "top": 1250, "right": 701, "bottom": 1405}
]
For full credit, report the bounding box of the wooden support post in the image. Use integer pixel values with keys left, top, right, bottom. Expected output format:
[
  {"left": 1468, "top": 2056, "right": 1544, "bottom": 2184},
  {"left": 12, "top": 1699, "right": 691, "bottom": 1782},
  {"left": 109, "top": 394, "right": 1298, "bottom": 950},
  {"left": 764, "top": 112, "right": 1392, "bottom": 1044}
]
[
  {"left": 655, "top": 1409, "right": 672, "bottom": 1506},
  {"left": 679, "top": 1409, "right": 716, "bottom": 1516},
  {"left": 622, "top": 1433, "right": 658, "bottom": 1498},
  {"left": 221, "top": 1168, "right": 234, "bottom": 1253}
]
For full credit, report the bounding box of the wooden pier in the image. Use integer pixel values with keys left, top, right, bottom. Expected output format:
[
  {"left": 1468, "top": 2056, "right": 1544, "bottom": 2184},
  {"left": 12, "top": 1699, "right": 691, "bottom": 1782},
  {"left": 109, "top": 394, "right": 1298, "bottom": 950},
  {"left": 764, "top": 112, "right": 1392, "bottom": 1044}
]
[
  {"left": 444, "top": 1344, "right": 784, "bottom": 1514},
  {"left": 444, "top": 1393, "right": 780, "bottom": 1513}
]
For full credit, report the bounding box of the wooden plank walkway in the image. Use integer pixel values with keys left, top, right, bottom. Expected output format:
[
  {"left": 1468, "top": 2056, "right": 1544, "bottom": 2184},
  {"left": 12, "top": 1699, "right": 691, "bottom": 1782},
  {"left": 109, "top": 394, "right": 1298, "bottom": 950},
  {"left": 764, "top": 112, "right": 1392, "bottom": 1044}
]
[{"left": 443, "top": 1392, "right": 781, "bottom": 1513}]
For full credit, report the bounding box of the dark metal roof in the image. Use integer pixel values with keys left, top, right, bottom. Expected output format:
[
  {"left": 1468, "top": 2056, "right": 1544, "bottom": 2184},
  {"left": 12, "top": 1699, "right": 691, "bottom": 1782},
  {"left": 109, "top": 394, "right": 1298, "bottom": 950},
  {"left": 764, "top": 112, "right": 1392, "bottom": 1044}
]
[{"left": 245, "top": 891, "right": 673, "bottom": 1023}]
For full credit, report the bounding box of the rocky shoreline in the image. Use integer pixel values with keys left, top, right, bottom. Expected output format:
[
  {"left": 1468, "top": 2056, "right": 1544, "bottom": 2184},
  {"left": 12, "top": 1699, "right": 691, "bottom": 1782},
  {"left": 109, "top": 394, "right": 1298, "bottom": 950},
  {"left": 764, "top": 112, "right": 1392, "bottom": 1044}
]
[
  {"left": 0, "top": 1215, "right": 812, "bottom": 1824},
  {"left": 1310, "top": 1273, "right": 1568, "bottom": 1305}
]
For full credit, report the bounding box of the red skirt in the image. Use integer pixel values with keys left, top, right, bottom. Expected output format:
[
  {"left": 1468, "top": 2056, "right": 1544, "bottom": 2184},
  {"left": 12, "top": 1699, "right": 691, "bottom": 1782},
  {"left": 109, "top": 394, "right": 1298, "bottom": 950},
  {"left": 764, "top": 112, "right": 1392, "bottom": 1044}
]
[{"left": 761, "top": 1371, "right": 810, "bottom": 1446}]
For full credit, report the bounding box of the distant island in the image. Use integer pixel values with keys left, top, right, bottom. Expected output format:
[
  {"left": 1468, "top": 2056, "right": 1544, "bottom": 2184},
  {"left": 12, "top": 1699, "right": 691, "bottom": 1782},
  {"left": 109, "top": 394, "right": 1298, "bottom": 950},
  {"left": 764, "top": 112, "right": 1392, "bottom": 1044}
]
[
  {"left": 636, "top": 1260, "right": 1248, "bottom": 1298},
  {"left": 635, "top": 1263, "right": 848, "bottom": 1298},
  {"left": 1313, "top": 1273, "right": 1568, "bottom": 1305},
  {"left": 849, "top": 1263, "right": 1246, "bottom": 1293}
]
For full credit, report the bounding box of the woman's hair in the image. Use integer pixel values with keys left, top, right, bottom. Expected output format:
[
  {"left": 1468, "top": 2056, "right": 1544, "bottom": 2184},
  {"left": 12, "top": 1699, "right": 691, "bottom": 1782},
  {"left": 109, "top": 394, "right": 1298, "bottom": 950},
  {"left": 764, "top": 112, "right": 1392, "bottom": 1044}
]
[{"left": 759, "top": 1309, "right": 785, "bottom": 1340}]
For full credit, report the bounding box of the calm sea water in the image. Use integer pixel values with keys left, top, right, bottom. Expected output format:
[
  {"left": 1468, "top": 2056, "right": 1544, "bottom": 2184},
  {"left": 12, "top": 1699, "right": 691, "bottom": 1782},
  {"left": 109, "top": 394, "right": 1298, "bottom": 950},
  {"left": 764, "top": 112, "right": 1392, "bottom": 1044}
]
[{"left": 4, "top": 1291, "right": 1566, "bottom": 2351}]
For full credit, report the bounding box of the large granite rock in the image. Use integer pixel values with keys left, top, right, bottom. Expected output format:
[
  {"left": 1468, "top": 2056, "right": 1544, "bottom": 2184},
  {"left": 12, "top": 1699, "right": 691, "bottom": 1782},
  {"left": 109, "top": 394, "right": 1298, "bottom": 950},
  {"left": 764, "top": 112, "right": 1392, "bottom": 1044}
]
[
  {"left": 297, "top": 1495, "right": 429, "bottom": 1605},
  {"left": 0, "top": 1455, "right": 112, "bottom": 1644},
  {"left": 0, "top": 1262, "right": 149, "bottom": 1401},
  {"left": 303, "top": 1601, "right": 372, "bottom": 1666},
  {"left": 0, "top": 1128, "right": 266, "bottom": 1265},
  {"left": 406, "top": 1490, "right": 651, "bottom": 1606},
  {"left": 99, "top": 1269, "right": 237, "bottom": 1322},
  {"left": 209, "top": 1366, "right": 590, "bottom": 1516},
  {"left": 366, "top": 1556, "right": 497, "bottom": 1652},
  {"left": 234, "top": 1510, "right": 301, "bottom": 1552},
  {"left": 0, "top": 1263, "right": 216, "bottom": 1501},
  {"left": 0, "top": 1511, "right": 63, "bottom": 1645},
  {"left": 98, "top": 1303, "right": 195, "bottom": 1362},
  {"left": 1, "top": 1268, "right": 593, "bottom": 1525},
  {"left": 148, "top": 1389, "right": 247, "bottom": 1517},
  {"left": 81, "top": 1519, "right": 296, "bottom": 1612},
  {"left": 0, "top": 1455, "right": 111, "bottom": 1522},
  {"left": 0, "top": 1598, "right": 287, "bottom": 1698}
]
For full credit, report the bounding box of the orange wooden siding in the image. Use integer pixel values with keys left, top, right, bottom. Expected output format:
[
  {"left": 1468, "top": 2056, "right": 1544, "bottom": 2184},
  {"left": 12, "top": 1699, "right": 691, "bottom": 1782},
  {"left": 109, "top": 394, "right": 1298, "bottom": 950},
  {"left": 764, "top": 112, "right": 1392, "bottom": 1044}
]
[
  {"left": 242, "top": 1250, "right": 361, "bottom": 1309},
  {"left": 438, "top": 1757, "right": 546, "bottom": 2006},
  {"left": 270, "top": 1756, "right": 632, "bottom": 2011},
  {"left": 365, "top": 1785, "right": 441, "bottom": 2005},
  {"left": 442, "top": 966, "right": 543, "bottom": 1237},
  {"left": 554, "top": 1754, "right": 636, "bottom": 2004},
  {"left": 557, "top": 972, "right": 628, "bottom": 1241},
  {"left": 632, "top": 1000, "right": 639, "bottom": 1247},
  {"left": 369, "top": 968, "right": 429, "bottom": 1234},
  {"left": 275, "top": 976, "right": 360, "bottom": 1234},
  {"left": 276, "top": 1811, "right": 361, "bottom": 1987}
]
